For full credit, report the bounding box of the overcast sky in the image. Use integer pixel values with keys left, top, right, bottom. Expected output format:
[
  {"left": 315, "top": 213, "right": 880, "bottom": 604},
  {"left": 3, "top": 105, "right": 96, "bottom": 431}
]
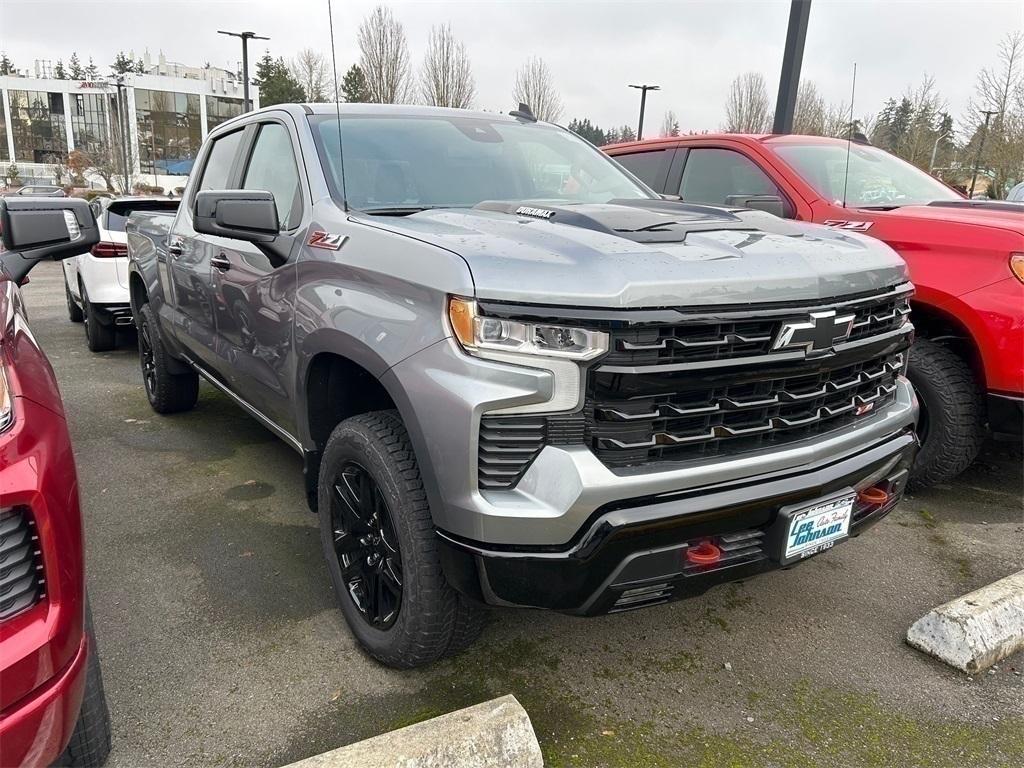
[{"left": 1, "top": 0, "right": 1021, "bottom": 137}]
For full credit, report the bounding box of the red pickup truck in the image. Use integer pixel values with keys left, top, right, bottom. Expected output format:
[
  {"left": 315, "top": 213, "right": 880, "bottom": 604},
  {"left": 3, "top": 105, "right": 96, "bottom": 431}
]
[{"left": 605, "top": 134, "right": 1024, "bottom": 487}]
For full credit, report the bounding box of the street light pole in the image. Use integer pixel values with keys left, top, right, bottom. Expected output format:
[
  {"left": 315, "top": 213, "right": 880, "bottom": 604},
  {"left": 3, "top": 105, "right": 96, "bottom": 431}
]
[
  {"left": 113, "top": 77, "right": 131, "bottom": 194},
  {"left": 628, "top": 84, "right": 660, "bottom": 140},
  {"left": 929, "top": 131, "right": 950, "bottom": 174},
  {"left": 218, "top": 30, "right": 269, "bottom": 112},
  {"left": 968, "top": 109, "right": 999, "bottom": 198}
]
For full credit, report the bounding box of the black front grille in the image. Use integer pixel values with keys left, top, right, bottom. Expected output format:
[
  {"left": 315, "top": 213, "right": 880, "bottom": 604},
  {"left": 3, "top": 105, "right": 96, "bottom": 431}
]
[
  {"left": 601, "top": 285, "right": 911, "bottom": 369},
  {"left": 587, "top": 284, "right": 914, "bottom": 470},
  {"left": 0, "top": 508, "right": 46, "bottom": 621},
  {"left": 478, "top": 414, "right": 585, "bottom": 489}
]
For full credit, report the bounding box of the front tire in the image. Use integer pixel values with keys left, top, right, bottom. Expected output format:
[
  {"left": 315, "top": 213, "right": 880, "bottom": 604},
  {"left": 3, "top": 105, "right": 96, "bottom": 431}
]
[
  {"left": 137, "top": 303, "right": 199, "bottom": 414},
  {"left": 906, "top": 338, "right": 985, "bottom": 488},
  {"left": 81, "top": 284, "right": 116, "bottom": 352},
  {"left": 318, "top": 410, "right": 485, "bottom": 668},
  {"left": 58, "top": 604, "right": 112, "bottom": 767}
]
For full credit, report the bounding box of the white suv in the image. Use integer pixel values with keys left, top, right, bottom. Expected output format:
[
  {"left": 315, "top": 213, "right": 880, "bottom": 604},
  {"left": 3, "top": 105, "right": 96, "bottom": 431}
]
[{"left": 63, "top": 196, "right": 179, "bottom": 351}]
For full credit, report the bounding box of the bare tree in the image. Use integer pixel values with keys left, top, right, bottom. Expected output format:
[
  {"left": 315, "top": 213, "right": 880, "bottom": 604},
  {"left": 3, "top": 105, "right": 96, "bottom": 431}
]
[
  {"left": 660, "top": 110, "right": 680, "bottom": 137},
  {"left": 290, "top": 48, "right": 329, "bottom": 102},
  {"left": 723, "top": 72, "right": 772, "bottom": 133},
  {"left": 513, "top": 57, "right": 563, "bottom": 122},
  {"left": 793, "top": 80, "right": 826, "bottom": 135},
  {"left": 420, "top": 24, "right": 475, "bottom": 108},
  {"left": 358, "top": 5, "right": 414, "bottom": 104}
]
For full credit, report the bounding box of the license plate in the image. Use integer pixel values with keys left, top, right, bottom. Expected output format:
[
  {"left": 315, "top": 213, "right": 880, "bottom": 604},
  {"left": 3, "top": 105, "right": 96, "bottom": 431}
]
[{"left": 784, "top": 494, "right": 854, "bottom": 561}]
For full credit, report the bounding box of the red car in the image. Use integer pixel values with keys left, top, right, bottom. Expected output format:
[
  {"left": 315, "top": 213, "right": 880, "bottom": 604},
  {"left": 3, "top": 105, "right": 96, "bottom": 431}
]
[
  {"left": 0, "top": 198, "right": 111, "bottom": 767},
  {"left": 606, "top": 134, "right": 1024, "bottom": 486}
]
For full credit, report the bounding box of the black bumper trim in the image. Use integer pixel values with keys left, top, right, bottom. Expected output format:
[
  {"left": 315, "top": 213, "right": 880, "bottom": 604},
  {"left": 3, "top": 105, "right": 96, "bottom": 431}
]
[
  {"left": 439, "top": 430, "right": 917, "bottom": 615},
  {"left": 988, "top": 392, "right": 1023, "bottom": 441}
]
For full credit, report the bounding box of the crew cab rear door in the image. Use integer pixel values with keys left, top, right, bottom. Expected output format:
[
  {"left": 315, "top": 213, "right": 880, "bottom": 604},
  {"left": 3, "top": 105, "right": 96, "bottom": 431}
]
[{"left": 165, "top": 125, "right": 248, "bottom": 373}]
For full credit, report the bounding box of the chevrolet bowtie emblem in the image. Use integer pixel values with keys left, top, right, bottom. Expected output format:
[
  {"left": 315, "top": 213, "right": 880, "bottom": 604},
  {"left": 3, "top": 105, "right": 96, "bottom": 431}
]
[{"left": 773, "top": 311, "right": 855, "bottom": 356}]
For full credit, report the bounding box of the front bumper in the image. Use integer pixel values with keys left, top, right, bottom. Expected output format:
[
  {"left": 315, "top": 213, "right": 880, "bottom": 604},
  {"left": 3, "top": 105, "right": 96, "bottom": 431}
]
[
  {"left": 439, "top": 428, "right": 918, "bottom": 615},
  {"left": 988, "top": 392, "right": 1024, "bottom": 441},
  {"left": 389, "top": 332, "right": 918, "bottom": 547}
]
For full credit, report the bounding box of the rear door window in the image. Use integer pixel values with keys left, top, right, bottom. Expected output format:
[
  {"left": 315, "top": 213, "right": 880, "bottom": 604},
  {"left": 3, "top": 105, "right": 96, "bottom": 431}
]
[
  {"left": 197, "top": 129, "right": 244, "bottom": 192},
  {"left": 613, "top": 149, "right": 673, "bottom": 192}
]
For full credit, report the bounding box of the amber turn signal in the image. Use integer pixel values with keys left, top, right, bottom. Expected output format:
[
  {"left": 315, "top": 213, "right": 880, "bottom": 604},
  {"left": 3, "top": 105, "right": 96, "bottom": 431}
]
[{"left": 448, "top": 296, "right": 476, "bottom": 348}]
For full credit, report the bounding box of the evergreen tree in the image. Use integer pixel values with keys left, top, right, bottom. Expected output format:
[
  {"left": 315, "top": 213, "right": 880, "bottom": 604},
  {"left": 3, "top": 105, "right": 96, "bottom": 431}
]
[
  {"left": 68, "top": 53, "right": 83, "bottom": 79},
  {"left": 341, "top": 64, "right": 370, "bottom": 103},
  {"left": 111, "top": 51, "right": 137, "bottom": 75},
  {"left": 54, "top": 59, "right": 67, "bottom": 79},
  {"left": 567, "top": 118, "right": 607, "bottom": 146},
  {"left": 617, "top": 125, "right": 637, "bottom": 142},
  {"left": 254, "top": 51, "right": 305, "bottom": 107},
  {"left": 85, "top": 57, "right": 99, "bottom": 80},
  {"left": 0, "top": 53, "right": 14, "bottom": 76}
]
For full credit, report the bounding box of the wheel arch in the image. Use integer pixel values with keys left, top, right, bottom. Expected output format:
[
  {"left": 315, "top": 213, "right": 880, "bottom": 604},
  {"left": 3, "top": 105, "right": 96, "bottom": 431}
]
[
  {"left": 909, "top": 298, "right": 986, "bottom": 392},
  {"left": 297, "top": 334, "right": 442, "bottom": 517}
]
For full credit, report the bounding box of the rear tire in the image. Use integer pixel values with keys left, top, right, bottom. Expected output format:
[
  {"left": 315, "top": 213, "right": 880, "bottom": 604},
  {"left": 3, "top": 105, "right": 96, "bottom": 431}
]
[
  {"left": 81, "top": 284, "right": 116, "bottom": 352},
  {"left": 318, "top": 410, "right": 485, "bottom": 668},
  {"left": 66, "top": 279, "right": 84, "bottom": 323},
  {"left": 58, "top": 604, "right": 112, "bottom": 767},
  {"left": 906, "top": 338, "right": 985, "bottom": 489},
  {"left": 137, "top": 303, "right": 199, "bottom": 414}
]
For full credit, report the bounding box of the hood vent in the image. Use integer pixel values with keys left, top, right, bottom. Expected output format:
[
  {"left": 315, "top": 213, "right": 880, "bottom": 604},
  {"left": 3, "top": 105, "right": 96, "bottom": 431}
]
[{"left": 474, "top": 199, "right": 766, "bottom": 244}]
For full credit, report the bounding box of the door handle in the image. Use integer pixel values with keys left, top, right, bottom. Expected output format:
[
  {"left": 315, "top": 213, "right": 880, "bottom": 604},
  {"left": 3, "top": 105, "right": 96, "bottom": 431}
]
[
  {"left": 211, "top": 254, "right": 231, "bottom": 271},
  {"left": 168, "top": 241, "right": 184, "bottom": 258}
]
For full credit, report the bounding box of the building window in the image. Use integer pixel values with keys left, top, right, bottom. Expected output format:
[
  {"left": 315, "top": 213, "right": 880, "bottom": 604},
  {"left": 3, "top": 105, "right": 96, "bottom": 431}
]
[
  {"left": 135, "top": 88, "right": 202, "bottom": 176},
  {"left": 206, "top": 96, "right": 243, "bottom": 131},
  {"left": 8, "top": 90, "right": 68, "bottom": 163},
  {"left": 70, "top": 93, "right": 112, "bottom": 157},
  {"left": 0, "top": 105, "right": 8, "bottom": 161}
]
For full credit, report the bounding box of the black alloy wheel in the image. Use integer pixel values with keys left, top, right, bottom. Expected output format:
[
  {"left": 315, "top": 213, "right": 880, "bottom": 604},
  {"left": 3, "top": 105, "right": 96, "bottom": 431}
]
[
  {"left": 329, "top": 460, "right": 404, "bottom": 629},
  {"left": 139, "top": 319, "right": 157, "bottom": 399}
]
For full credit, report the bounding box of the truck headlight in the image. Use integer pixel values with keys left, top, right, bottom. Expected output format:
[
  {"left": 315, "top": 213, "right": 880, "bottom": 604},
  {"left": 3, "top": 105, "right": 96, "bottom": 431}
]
[
  {"left": 448, "top": 297, "right": 608, "bottom": 361},
  {"left": 0, "top": 359, "right": 13, "bottom": 433}
]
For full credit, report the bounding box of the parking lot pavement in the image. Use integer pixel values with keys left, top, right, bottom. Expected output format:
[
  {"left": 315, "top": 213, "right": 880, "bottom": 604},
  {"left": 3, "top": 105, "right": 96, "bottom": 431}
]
[{"left": 21, "top": 260, "right": 1024, "bottom": 767}]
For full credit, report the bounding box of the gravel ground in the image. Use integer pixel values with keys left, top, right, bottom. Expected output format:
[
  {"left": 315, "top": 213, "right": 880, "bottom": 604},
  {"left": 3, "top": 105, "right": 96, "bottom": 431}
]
[{"left": 22, "top": 261, "right": 1024, "bottom": 767}]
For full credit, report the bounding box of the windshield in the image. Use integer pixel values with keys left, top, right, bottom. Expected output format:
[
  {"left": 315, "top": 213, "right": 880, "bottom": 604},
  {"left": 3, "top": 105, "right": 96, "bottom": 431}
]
[
  {"left": 773, "top": 142, "right": 962, "bottom": 208},
  {"left": 309, "top": 114, "right": 654, "bottom": 211}
]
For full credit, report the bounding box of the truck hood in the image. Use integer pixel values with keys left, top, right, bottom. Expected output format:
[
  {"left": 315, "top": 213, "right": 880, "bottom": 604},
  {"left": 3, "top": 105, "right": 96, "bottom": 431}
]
[
  {"left": 874, "top": 201, "right": 1024, "bottom": 236},
  {"left": 361, "top": 201, "right": 908, "bottom": 308}
]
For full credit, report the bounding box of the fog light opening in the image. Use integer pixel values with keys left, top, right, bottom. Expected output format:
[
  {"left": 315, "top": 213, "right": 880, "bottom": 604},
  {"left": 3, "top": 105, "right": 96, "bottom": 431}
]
[{"left": 685, "top": 540, "right": 722, "bottom": 566}]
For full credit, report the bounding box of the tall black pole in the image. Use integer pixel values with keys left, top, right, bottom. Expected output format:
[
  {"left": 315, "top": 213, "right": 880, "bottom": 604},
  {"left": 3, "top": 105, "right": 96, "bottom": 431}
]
[
  {"left": 218, "top": 30, "right": 269, "bottom": 112},
  {"left": 629, "top": 84, "right": 660, "bottom": 140},
  {"left": 773, "top": 0, "right": 812, "bottom": 135},
  {"left": 968, "top": 109, "right": 998, "bottom": 198},
  {"left": 114, "top": 79, "right": 131, "bottom": 193}
]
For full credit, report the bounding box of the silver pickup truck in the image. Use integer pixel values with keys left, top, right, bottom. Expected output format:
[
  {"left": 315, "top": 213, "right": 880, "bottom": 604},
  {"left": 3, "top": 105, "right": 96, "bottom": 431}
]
[{"left": 127, "top": 103, "right": 918, "bottom": 668}]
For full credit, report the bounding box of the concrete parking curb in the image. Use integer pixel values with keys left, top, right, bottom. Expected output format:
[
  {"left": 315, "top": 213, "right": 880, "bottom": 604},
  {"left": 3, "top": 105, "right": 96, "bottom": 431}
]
[
  {"left": 281, "top": 694, "right": 543, "bottom": 768},
  {"left": 907, "top": 569, "right": 1024, "bottom": 673}
]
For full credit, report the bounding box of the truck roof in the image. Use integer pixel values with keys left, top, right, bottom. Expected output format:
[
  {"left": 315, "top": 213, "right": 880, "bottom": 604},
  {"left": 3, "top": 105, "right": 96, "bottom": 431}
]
[
  {"left": 605, "top": 133, "right": 852, "bottom": 151},
  {"left": 229, "top": 102, "right": 539, "bottom": 126}
]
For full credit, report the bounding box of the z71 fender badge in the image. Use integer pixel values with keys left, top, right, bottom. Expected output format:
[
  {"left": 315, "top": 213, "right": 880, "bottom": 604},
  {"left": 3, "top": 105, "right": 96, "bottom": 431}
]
[
  {"left": 515, "top": 206, "right": 556, "bottom": 219},
  {"left": 307, "top": 231, "right": 348, "bottom": 250}
]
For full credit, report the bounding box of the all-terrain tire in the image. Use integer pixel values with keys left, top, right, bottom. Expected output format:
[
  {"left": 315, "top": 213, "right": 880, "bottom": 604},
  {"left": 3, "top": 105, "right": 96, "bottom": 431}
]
[
  {"left": 57, "top": 604, "right": 112, "bottom": 767},
  {"left": 137, "top": 303, "right": 199, "bottom": 414},
  {"left": 81, "top": 284, "right": 116, "bottom": 352},
  {"left": 66, "top": 278, "right": 84, "bottom": 323},
  {"left": 905, "top": 338, "right": 985, "bottom": 489},
  {"left": 318, "top": 410, "right": 486, "bottom": 668}
]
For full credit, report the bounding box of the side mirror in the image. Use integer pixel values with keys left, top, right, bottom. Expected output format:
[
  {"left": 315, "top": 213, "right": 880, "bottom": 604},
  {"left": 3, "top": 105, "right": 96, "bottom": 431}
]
[
  {"left": 0, "top": 198, "right": 99, "bottom": 283},
  {"left": 193, "top": 190, "right": 290, "bottom": 267},
  {"left": 194, "top": 190, "right": 280, "bottom": 242},
  {"left": 725, "top": 194, "right": 787, "bottom": 218}
]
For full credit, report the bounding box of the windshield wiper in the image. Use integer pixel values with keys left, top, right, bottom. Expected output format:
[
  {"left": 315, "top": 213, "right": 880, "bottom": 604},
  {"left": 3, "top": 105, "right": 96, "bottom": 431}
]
[{"left": 357, "top": 205, "right": 450, "bottom": 216}]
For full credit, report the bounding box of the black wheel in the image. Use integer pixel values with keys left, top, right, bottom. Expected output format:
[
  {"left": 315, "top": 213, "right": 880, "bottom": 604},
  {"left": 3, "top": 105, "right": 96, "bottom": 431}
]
[
  {"left": 81, "top": 284, "right": 116, "bottom": 352},
  {"left": 318, "top": 410, "right": 486, "bottom": 668},
  {"left": 58, "top": 604, "right": 112, "bottom": 767},
  {"left": 66, "top": 278, "right": 84, "bottom": 323},
  {"left": 137, "top": 303, "right": 199, "bottom": 414},
  {"left": 906, "top": 338, "right": 985, "bottom": 489}
]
